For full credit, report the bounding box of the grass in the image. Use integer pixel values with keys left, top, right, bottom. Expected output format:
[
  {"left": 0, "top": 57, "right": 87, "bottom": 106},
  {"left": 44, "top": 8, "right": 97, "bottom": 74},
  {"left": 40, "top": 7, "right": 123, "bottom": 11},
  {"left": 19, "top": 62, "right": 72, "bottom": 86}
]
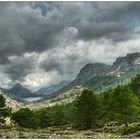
[{"left": 0, "top": 123, "right": 139, "bottom": 139}]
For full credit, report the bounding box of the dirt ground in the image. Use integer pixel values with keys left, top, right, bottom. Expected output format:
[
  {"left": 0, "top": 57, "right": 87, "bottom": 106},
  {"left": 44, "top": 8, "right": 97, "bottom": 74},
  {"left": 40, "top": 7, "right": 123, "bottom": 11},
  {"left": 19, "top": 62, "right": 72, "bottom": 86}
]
[{"left": 0, "top": 125, "right": 140, "bottom": 139}]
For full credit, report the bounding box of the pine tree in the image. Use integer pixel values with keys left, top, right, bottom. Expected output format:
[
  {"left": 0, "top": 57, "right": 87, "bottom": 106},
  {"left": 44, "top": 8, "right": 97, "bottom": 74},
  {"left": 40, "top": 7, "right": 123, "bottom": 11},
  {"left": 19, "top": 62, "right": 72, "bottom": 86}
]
[
  {"left": 130, "top": 74, "right": 140, "bottom": 100},
  {"left": 74, "top": 89, "right": 99, "bottom": 129},
  {"left": 12, "top": 108, "right": 39, "bottom": 129},
  {"left": 109, "top": 85, "right": 140, "bottom": 127}
]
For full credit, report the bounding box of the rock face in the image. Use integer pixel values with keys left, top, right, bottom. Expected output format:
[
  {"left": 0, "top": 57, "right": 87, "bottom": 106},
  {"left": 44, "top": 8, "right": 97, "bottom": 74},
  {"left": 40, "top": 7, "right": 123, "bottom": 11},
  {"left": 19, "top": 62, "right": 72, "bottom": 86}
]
[
  {"left": 76, "top": 63, "right": 112, "bottom": 82},
  {"left": 2, "top": 52, "right": 140, "bottom": 103},
  {"left": 0, "top": 83, "right": 36, "bottom": 101},
  {"left": 52, "top": 63, "right": 112, "bottom": 96},
  {"left": 112, "top": 52, "right": 140, "bottom": 72},
  {"left": 73, "top": 52, "right": 140, "bottom": 86},
  {"left": 52, "top": 52, "right": 140, "bottom": 97}
]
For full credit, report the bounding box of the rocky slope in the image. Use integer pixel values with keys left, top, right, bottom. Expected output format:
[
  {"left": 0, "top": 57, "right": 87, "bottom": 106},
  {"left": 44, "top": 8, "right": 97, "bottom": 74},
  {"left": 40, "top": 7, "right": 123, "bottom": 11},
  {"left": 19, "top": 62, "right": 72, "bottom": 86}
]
[
  {"left": 46, "top": 52, "right": 140, "bottom": 99},
  {"left": 0, "top": 90, "right": 23, "bottom": 112},
  {"left": 29, "top": 85, "right": 84, "bottom": 109},
  {"left": 112, "top": 52, "right": 140, "bottom": 72},
  {"left": 2, "top": 52, "right": 140, "bottom": 104}
]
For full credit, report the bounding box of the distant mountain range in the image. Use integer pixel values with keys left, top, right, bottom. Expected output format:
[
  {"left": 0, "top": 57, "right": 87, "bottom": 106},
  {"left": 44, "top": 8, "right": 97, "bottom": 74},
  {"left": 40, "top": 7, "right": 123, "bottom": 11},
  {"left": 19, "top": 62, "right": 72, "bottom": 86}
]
[
  {"left": 45, "top": 52, "right": 140, "bottom": 99},
  {"left": 1, "top": 52, "right": 140, "bottom": 103},
  {"left": 0, "top": 81, "right": 71, "bottom": 102},
  {"left": 0, "top": 83, "right": 36, "bottom": 102}
]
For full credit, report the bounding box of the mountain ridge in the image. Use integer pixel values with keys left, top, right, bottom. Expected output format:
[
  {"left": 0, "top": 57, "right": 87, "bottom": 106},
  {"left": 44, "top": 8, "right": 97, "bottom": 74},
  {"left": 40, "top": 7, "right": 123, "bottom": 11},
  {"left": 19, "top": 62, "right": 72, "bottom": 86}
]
[
  {"left": 0, "top": 83, "right": 36, "bottom": 102},
  {"left": 1, "top": 52, "right": 140, "bottom": 103},
  {"left": 45, "top": 52, "right": 140, "bottom": 99}
]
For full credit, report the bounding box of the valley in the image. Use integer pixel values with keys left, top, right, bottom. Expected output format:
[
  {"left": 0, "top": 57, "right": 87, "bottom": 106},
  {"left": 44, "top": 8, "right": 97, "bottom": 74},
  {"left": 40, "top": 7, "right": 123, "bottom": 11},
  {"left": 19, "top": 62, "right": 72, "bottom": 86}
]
[
  {"left": 1, "top": 2, "right": 140, "bottom": 139},
  {"left": 1, "top": 52, "right": 140, "bottom": 138}
]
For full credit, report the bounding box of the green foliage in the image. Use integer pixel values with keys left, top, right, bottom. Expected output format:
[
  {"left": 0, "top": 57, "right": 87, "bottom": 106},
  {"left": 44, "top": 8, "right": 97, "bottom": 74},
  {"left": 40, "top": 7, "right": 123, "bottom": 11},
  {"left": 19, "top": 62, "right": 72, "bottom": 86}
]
[
  {"left": 12, "top": 72, "right": 140, "bottom": 130},
  {"left": 130, "top": 74, "right": 140, "bottom": 99},
  {"left": 84, "top": 75, "right": 118, "bottom": 92},
  {"left": 38, "top": 103, "right": 75, "bottom": 127},
  {"left": 0, "top": 94, "right": 11, "bottom": 126},
  {"left": 13, "top": 103, "right": 75, "bottom": 128},
  {"left": 124, "top": 124, "right": 140, "bottom": 134},
  {"left": 99, "top": 90, "right": 111, "bottom": 120},
  {"left": 73, "top": 89, "right": 99, "bottom": 130},
  {"left": 108, "top": 85, "right": 140, "bottom": 127},
  {"left": 38, "top": 105, "right": 66, "bottom": 127},
  {"left": 12, "top": 108, "right": 39, "bottom": 129},
  {"left": 84, "top": 69, "right": 140, "bottom": 92}
]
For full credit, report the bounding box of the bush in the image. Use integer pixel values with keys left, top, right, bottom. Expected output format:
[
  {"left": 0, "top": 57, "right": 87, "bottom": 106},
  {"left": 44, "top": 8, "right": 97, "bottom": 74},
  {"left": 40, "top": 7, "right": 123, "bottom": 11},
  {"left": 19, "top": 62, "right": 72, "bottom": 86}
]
[
  {"left": 12, "top": 108, "right": 39, "bottom": 129},
  {"left": 124, "top": 124, "right": 140, "bottom": 134},
  {"left": 108, "top": 85, "right": 140, "bottom": 128},
  {"left": 38, "top": 103, "right": 75, "bottom": 127},
  {"left": 73, "top": 89, "right": 100, "bottom": 130}
]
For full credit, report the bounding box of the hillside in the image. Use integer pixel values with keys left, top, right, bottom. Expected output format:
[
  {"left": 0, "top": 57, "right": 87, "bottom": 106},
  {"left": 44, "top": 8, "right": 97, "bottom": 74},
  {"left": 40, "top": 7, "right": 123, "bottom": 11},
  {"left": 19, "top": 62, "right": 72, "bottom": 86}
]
[
  {"left": 28, "top": 85, "right": 84, "bottom": 109},
  {"left": 0, "top": 90, "right": 23, "bottom": 112},
  {"left": 42, "top": 52, "right": 140, "bottom": 100}
]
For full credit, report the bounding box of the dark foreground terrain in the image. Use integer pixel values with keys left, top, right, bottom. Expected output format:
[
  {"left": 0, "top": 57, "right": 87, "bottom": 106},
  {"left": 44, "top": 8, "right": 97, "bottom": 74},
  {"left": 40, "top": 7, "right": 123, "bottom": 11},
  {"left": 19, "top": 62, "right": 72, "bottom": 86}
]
[{"left": 0, "top": 123, "right": 140, "bottom": 139}]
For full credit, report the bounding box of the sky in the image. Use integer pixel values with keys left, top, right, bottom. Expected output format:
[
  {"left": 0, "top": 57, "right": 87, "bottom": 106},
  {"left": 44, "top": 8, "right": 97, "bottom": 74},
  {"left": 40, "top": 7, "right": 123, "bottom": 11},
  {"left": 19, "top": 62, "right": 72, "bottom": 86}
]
[{"left": 1, "top": 1, "right": 140, "bottom": 91}]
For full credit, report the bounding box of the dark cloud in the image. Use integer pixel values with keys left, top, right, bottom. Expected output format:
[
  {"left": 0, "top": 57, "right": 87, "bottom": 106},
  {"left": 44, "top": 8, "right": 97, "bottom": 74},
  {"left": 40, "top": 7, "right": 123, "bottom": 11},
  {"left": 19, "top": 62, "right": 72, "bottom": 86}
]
[
  {"left": 3, "top": 57, "right": 35, "bottom": 81},
  {"left": 0, "top": 2, "right": 64, "bottom": 64},
  {"left": 41, "top": 59, "right": 64, "bottom": 75},
  {"left": 1, "top": 2, "right": 140, "bottom": 89},
  {"left": 0, "top": 1, "right": 139, "bottom": 63},
  {"left": 0, "top": 57, "right": 10, "bottom": 65},
  {"left": 76, "top": 22, "right": 130, "bottom": 42}
]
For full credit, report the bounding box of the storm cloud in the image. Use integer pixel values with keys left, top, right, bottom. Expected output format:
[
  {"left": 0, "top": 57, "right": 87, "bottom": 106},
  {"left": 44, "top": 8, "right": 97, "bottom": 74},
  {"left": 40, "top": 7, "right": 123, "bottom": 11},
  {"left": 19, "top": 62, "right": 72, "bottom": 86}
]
[{"left": 1, "top": 2, "right": 140, "bottom": 90}]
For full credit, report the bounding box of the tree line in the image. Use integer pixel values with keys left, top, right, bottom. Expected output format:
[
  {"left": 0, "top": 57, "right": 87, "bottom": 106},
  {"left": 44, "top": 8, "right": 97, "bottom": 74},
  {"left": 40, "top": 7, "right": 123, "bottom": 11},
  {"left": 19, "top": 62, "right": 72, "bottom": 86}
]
[{"left": 1, "top": 74, "right": 140, "bottom": 130}]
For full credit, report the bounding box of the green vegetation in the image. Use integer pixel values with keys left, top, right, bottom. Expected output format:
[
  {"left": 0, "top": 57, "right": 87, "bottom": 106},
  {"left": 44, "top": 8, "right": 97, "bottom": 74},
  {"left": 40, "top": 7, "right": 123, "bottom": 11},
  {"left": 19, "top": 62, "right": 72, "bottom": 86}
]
[
  {"left": 0, "top": 94, "right": 11, "bottom": 127},
  {"left": 84, "top": 75, "right": 118, "bottom": 91},
  {"left": 12, "top": 108, "right": 39, "bottom": 129},
  {"left": 84, "top": 69, "right": 140, "bottom": 92},
  {"left": 12, "top": 103, "right": 75, "bottom": 129},
  {"left": 37, "top": 103, "right": 75, "bottom": 127},
  {"left": 130, "top": 74, "right": 140, "bottom": 100},
  {"left": 73, "top": 89, "right": 99, "bottom": 129},
  {"left": 108, "top": 85, "right": 140, "bottom": 127},
  {"left": 124, "top": 124, "right": 140, "bottom": 134},
  {"left": 9, "top": 74, "right": 140, "bottom": 138}
]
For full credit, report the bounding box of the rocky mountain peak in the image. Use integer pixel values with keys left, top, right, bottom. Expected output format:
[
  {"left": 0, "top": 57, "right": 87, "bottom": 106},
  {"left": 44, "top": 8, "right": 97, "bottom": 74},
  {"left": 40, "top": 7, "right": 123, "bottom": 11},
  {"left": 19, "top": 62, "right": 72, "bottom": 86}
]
[
  {"left": 12, "top": 83, "right": 22, "bottom": 89},
  {"left": 112, "top": 52, "right": 140, "bottom": 72},
  {"left": 76, "top": 62, "right": 111, "bottom": 82}
]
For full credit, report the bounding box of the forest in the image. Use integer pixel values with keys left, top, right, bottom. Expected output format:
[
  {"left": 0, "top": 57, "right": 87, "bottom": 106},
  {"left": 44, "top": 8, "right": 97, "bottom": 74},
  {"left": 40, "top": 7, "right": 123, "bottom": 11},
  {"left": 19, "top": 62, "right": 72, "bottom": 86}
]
[{"left": 1, "top": 74, "right": 140, "bottom": 138}]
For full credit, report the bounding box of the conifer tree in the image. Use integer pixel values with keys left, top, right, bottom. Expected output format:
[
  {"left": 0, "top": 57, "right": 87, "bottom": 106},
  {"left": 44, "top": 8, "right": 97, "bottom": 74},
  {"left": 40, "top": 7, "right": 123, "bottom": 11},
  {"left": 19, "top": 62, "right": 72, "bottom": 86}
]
[
  {"left": 130, "top": 74, "right": 140, "bottom": 100},
  {"left": 74, "top": 89, "right": 99, "bottom": 129},
  {"left": 109, "top": 85, "right": 140, "bottom": 127}
]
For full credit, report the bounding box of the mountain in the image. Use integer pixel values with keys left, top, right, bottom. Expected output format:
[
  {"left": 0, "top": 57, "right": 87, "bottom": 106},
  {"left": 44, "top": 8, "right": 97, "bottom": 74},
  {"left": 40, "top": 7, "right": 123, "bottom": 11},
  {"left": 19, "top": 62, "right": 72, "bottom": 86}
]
[
  {"left": 74, "top": 63, "right": 112, "bottom": 83},
  {"left": 53, "top": 63, "right": 111, "bottom": 94},
  {"left": 112, "top": 52, "right": 140, "bottom": 72},
  {"left": 0, "top": 83, "right": 37, "bottom": 102},
  {"left": 34, "top": 80, "right": 70, "bottom": 96},
  {"left": 45, "top": 52, "right": 140, "bottom": 99}
]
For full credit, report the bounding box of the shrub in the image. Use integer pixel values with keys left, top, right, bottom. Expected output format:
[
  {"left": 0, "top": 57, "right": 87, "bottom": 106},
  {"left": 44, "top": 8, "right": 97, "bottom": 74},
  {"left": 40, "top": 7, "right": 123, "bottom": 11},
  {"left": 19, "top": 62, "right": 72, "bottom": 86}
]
[
  {"left": 12, "top": 108, "right": 39, "bottom": 129},
  {"left": 124, "top": 124, "right": 140, "bottom": 134}
]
